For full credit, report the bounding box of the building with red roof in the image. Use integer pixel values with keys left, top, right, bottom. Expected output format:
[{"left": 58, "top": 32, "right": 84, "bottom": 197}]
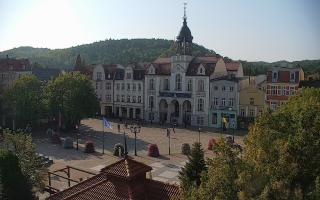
[
  {"left": 266, "top": 66, "right": 304, "bottom": 110},
  {"left": 47, "top": 157, "right": 181, "bottom": 200}
]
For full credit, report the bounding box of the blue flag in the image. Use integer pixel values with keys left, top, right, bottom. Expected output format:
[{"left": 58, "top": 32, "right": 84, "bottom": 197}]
[{"left": 103, "top": 117, "right": 112, "bottom": 129}]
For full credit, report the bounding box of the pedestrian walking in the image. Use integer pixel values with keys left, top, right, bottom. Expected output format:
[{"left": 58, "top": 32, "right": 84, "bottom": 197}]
[{"left": 117, "top": 124, "right": 121, "bottom": 132}]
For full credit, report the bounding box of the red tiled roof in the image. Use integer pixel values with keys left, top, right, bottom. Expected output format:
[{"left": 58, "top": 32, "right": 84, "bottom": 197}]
[
  {"left": 101, "top": 158, "right": 152, "bottom": 180},
  {"left": 146, "top": 179, "right": 181, "bottom": 200},
  {"left": 48, "top": 173, "right": 108, "bottom": 200},
  {"left": 226, "top": 62, "right": 240, "bottom": 71},
  {"left": 47, "top": 158, "right": 181, "bottom": 200}
]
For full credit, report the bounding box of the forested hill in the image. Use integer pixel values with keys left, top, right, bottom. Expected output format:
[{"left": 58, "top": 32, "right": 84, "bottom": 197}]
[
  {"left": 0, "top": 39, "right": 215, "bottom": 69},
  {"left": 0, "top": 38, "right": 319, "bottom": 75}
]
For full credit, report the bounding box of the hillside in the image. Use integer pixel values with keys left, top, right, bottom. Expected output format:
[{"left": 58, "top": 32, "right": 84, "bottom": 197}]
[
  {"left": 0, "top": 39, "right": 215, "bottom": 69},
  {"left": 0, "top": 38, "right": 319, "bottom": 75}
]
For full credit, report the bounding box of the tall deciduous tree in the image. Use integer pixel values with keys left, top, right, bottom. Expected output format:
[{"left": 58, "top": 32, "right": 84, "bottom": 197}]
[
  {"left": 44, "top": 72, "right": 99, "bottom": 130},
  {"left": 238, "top": 88, "right": 320, "bottom": 199},
  {"left": 4, "top": 75, "right": 43, "bottom": 129},
  {"left": 0, "top": 149, "right": 35, "bottom": 200},
  {"left": 3, "top": 129, "right": 47, "bottom": 191},
  {"left": 179, "top": 142, "right": 207, "bottom": 197},
  {"left": 197, "top": 138, "right": 241, "bottom": 200}
]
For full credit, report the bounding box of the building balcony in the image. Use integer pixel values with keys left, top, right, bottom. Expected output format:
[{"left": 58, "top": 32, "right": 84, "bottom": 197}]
[{"left": 159, "top": 92, "right": 191, "bottom": 98}]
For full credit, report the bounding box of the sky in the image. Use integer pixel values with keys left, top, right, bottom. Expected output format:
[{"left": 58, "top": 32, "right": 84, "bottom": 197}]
[{"left": 0, "top": 0, "right": 319, "bottom": 62}]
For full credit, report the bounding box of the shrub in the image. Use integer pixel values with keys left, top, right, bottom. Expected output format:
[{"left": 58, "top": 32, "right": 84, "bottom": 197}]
[
  {"left": 181, "top": 143, "right": 191, "bottom": 155},
  {"left": 113, "top": 143, "right": 124, "bottom": 156},
  {"left": 147, "top": 144, "right": 160, "bottom": 157},
  {"left": 51, "top": 133, "right": 61, "bottom": 144},
  {"left": 84, "top": 141, "right": 95, "bottom": 153},
  {"left": 207, "top": 138, "right": 216, "bottom": 150},
  {"left": 63, "top": 137, "right": 74, "bottom": 149}
]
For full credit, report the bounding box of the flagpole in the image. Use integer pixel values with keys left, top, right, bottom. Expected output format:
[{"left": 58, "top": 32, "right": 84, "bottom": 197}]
[{"left": 102, "top": 118, "right": 105, "bottom": 154}]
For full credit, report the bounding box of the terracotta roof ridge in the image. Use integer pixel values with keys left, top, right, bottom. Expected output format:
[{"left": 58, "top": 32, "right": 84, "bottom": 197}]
[
  {"left": 64, "top": 179, "right": 108, "bottom": 200},
  {"left": 100, "top": 158, "right": 124, "bottom": 172}
]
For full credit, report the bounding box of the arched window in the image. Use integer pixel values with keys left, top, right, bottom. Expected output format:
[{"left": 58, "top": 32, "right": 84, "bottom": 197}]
[
  {"left": 149, "top": 79, "right": 154, "bottom": 90},
  {"left": 198, "top": 79, "right": 204, "bottom": 92},
  {"left": 175, "top": 74, "right": 182, "bottom": 91},
  {"left": 198, "top": 99, "right": 204, "bottom": 111}
]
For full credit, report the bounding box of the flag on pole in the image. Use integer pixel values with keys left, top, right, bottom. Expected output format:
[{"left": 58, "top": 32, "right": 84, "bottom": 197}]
[{"left": 103, "top": 117, "right": 112, "bottom": 129}]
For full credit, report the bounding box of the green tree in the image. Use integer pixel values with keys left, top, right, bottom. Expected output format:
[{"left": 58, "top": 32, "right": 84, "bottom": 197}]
[
  {"left": 0, "top": 149, "right": 35, "bottom": 200},
  {"left": 197, "top": 138, "right": 241, "bottom": 200},
  {"left": 44, "top": 72, "right": 99, "bottom": 129},
  {"left": 179, "top": 142, "right": 207, "bottom": 197},
  {"left": 3, "top": 129, "right": 47, "bottom": 191},
  {"left": 4, "top": 75, "right": 44, "bottom": 129},
  {"left": 238, "top": 88, "right": 320, "bottom": 199}
]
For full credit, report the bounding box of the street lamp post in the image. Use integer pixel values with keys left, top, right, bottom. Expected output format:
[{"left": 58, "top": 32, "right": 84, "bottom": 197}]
[
  {"left": 167, "top": 128, "right": 171, "bottom": 155},
  {"left": 123, "top": 126, "right": 128, "bottom": 157},
  {"left": 198, "top": 127, "right": 201, "bottom": 143},
  {"left": 130, "top": 124, "right": 141, "bottom": 156},
  {"left": 75, "top": 125, "right": 79, "bottom": 150}
]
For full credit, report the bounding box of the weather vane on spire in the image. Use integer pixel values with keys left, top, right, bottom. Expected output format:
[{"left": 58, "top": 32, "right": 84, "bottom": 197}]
[{"left": 184, "top": 2, "right": 187, "bottom": 20}]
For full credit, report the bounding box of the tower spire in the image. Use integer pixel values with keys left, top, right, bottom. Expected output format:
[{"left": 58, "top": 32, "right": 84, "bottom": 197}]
[{"left": 183, "top": 2, "right": 187, "bottom": 21}]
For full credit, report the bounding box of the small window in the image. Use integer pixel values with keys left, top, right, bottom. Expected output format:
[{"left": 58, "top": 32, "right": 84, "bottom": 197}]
[
  {"left": 250, "top": 98, "right": 254, "bottom": 105},
  {"left": 106, "top": 82, "right": 111, "bottom": 90},
  {"left": 229, "top": 86, "right": 234, "bottom": 92},
  {"left": 138, "top": 83, "right": 142, "bottom": 91},
  {"left": 198, "top": 80, "right": 204, "bottom": 92},
  {"left": 214, "top": 98, "right": 219, "bottom": 106},
  {"left": 249, "top": 109, "right": 255, "bottom": 117},
  {"left": 187, "top": 79, "right": 192, "bottom": 91},
  {"left": 138, "top": 96, "right": 142, "bottom": 103},
  {"left": 121, "top": 95, "right": 125, "bottom": 102},
  {"left": 116, "top": 95, "right": 120, "bottom": 102},
  {"left": 175, "top": 74, "right": 182, "bottom": 91},
  {"left": 133, "top": 83, "right": 136, "bottom": 91},
  {"left": 149, "top": 79, "right": 155, "bottom": 90},
  {"left": 132, "top": 96, "right": 136, "bottom": 103},
  {"left": 127, "top": 83, "right": 130, "bottom": 91},
  {"left": 121, "top": 83, "right": 125, "bottom": 90},
  {"left": 240, "top": 108, "right": 245, "bottom": 116},
  {"left": 149, "top": 96, "right": 154, "bottom": 108},
  {"left": 212, "top": 113, "right": 217, "bottom": 124},
  {"left": 222, "top": 86, "right": 226, "bottom": 91},
  {"left": 214, "top": 86, "right": 218, "bottom": 91},
  {"left": 127, "top": 95, "right": 130, "bottom": 102},
  {"left": 116, "top": 83, "right": 120, "bottom": 90},
  {"left": 222, "top": 98, "right": 226, "bottom": 106},
  {"left": 126, "top": 73, "right": 131, "bottom": 79},
  {"left": 198, "top": 99, "right": 204, "bottom": 111},
  {"left": 97, "top": 72, "right": 102, "bottom": 80}
]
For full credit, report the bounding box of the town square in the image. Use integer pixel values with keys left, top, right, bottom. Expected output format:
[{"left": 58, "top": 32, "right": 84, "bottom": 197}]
[{"left": 1, "top": 1, "right": 320, "bottom": 200}]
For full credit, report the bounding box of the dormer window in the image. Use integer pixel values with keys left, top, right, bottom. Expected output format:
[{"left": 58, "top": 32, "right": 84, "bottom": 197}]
[
  {"left": 126, "top": 73, "right": 131, "bottom": 79},
  {"left": 97, "top": 72, "right": 102, "bottom": 80},
  {"left": 272, "top": 72, "right": 278, "bottom": 82},
  {"left": 290, "top": 72, "right": 295, "bottom": 82}
]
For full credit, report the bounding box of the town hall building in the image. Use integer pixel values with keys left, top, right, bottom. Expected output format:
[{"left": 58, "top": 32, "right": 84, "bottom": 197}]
[{"left": 144, "top": 9, "right": 243, "bottom": 127}]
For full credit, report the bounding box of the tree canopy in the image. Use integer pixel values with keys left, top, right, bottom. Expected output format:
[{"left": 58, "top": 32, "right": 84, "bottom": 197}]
[
  {"left": 44, "top": 72, "right": 99, "bottom": 129},
  {"left": 0, "top": 149, "right": 35, "bottom": 200},
  {"left": 183, "top": 88, "right": 320, "bottom": 200},
  {"left": 3, "top": 75, "right": 44, "bottom": 129}
]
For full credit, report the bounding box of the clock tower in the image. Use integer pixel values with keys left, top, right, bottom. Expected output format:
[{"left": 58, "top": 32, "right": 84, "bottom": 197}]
[{"left": 176, "top": 3, "right": 193, "bottom": 55}]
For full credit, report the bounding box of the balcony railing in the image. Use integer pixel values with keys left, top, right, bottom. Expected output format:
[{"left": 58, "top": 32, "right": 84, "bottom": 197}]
[{"left": 159, "top": 92, "right": 191, "bottom": 98}]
